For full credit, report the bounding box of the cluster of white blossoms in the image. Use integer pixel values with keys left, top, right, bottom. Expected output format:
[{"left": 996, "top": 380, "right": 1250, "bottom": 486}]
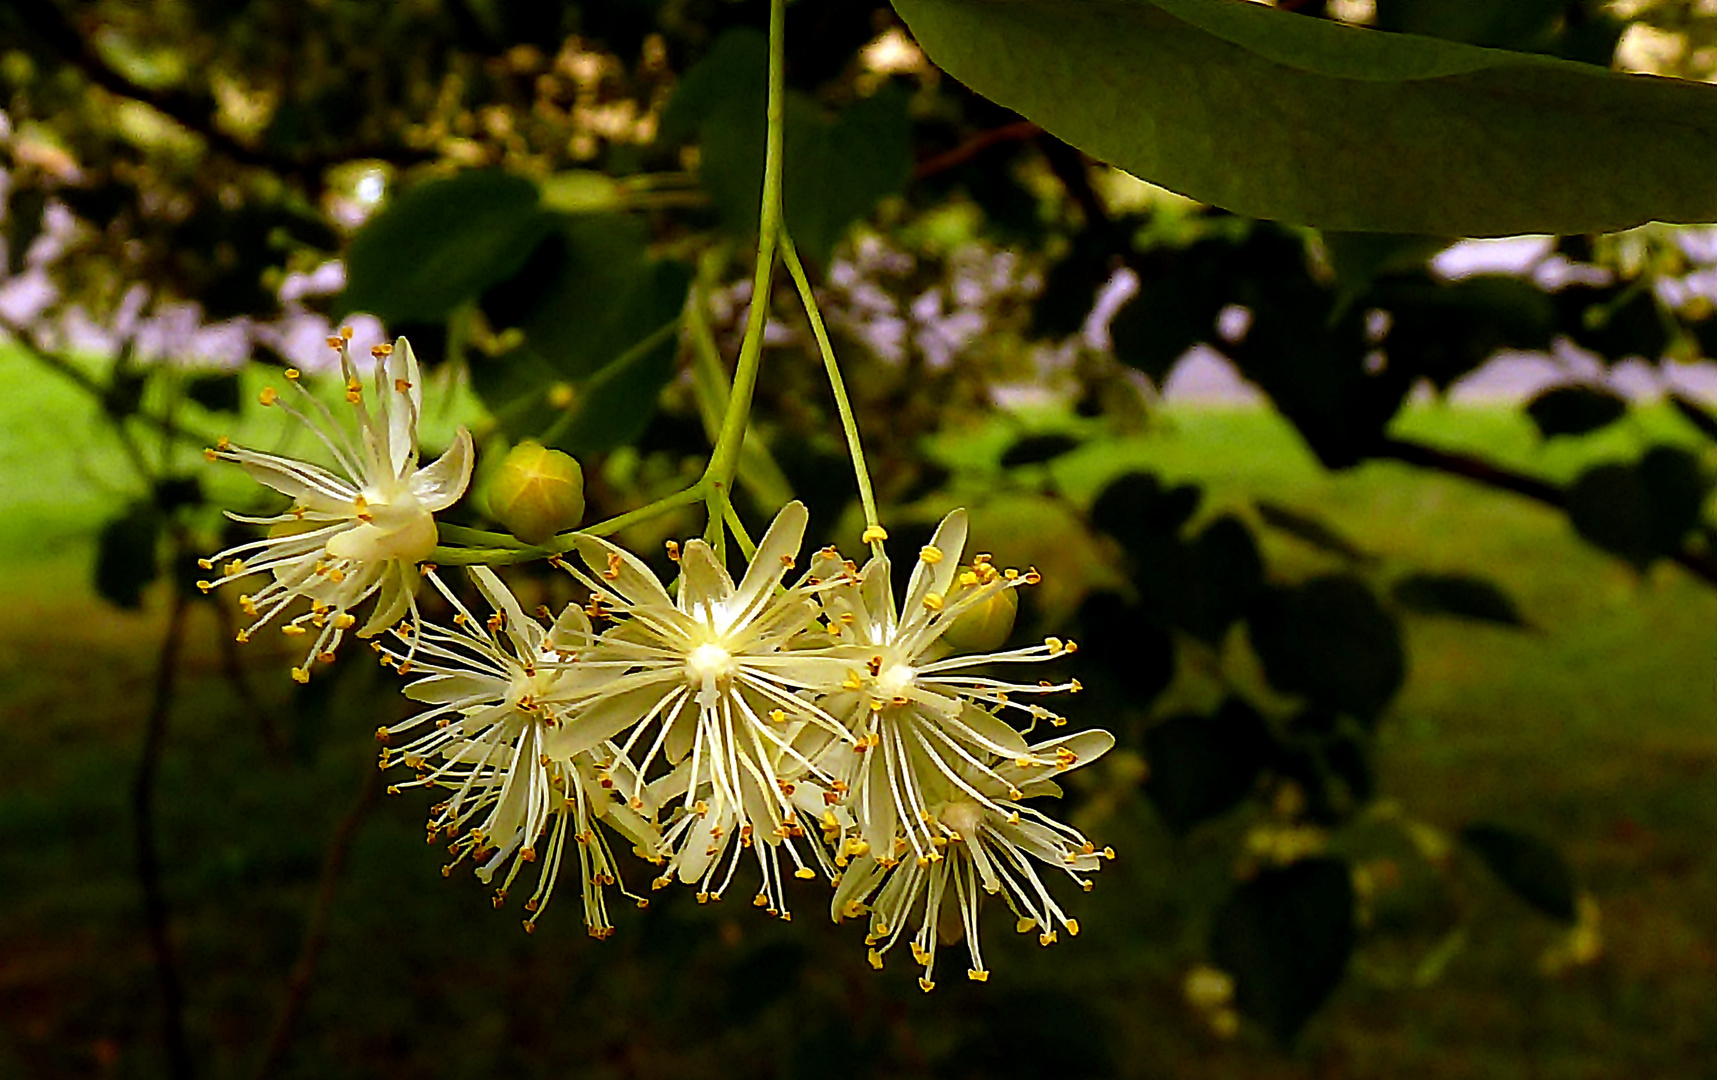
[{"left": 207, "top": 335, "right": 1115, "bottom": 988}]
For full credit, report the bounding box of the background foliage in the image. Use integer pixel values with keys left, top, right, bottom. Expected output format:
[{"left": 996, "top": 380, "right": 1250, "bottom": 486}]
[{"left": 2, "top": 0, "right": 1716, "bottom": 1076}]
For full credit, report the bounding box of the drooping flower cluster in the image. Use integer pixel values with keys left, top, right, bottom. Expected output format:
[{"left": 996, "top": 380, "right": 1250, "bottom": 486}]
[{"left": 205, "top": 336, "right": 1113, "bottom": 986}]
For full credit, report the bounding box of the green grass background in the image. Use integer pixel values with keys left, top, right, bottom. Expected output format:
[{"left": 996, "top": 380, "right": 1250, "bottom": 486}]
[{"left": 2, "top": 343, "right": 1714, "bottom": 1078}]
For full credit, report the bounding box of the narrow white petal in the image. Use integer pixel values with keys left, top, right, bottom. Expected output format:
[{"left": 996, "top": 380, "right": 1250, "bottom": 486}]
[{"left": 410, "top": 427, "right": 474, "bottom": 513}]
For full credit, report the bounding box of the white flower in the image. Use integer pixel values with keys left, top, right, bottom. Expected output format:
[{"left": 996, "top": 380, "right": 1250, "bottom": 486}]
[
  {"left": 379, "top": 566, "right": 663, "bottom": 937},
  {"left": 560, "top": 501, "right": 856, "bottom": 916},
  {"left": 810, "top": 509, "right": 1083, "bottom": 868},
  {"left": 200, "top": 334, "right": 473, "bottom": 681},
  {"left": 831, "top": 728, "right": 1115, "bottom": 990}
]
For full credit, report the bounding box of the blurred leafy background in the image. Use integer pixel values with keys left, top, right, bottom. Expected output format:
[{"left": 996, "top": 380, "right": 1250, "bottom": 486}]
[{"left": 2, "top": 0, "right": 1716, "bottom": 1077}]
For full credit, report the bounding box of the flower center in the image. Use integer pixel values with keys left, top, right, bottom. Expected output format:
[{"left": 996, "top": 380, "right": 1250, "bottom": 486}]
[
  {"left": 686, "top": 642, "right": 734, "bottom": 684},
  {"left": 939, "top": 800, "right": 984, "bottom": 839},
  {"left": 323, "top": 491, "right": 437, "bottom": 565},
  {"left": 877, "top": 662, "right": 916, "bottom": 698}
]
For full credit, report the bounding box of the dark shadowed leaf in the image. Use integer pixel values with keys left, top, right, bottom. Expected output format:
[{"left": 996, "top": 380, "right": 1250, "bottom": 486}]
[
  {"left": 94, "top": 502, "right": 162, "bottom": 610},
  {"left": 1461, "top": 823, "right": 1578, "bottom": 923},
  {"left": 1143, "top": 697, "right": 1275, "bottom": 833},
  {"left": 470, "top": 215, "right": 692, "bottom": 450},
  {"left": 1554, "top": 282, "right": 1670, "bottom": 362},
  {"left": 1392, "top": 572, "right": 1527, "bottom": 628},
  {"left": 890, "top": 0, "right": 1717, "bottom": 235},
  {"left": 1255, "top": 500, "right": 1371, "bottom": 563},
  {"left": 1668, "top": 392, "right": 1717, "bottom": 443},
  {"left": 1374, "top": 274, "right": 1558, "bottom": 389},
  {"left": 1567, "top": 447, "right": 1710, "bottom": 570},
  {"left": 1211, "top": 858, "right": 1355, "bottom": 1045},
  {"left": 1248, "top": 575, "right": 1405, "bottom": 723},
  {"left": 1000, "top": 432, "right": 1082, "bottom": 467},
  {"left": 1075, "top": 591, "right": 1176, "bottom": 707},
  {"left": 184, "top": 372, "right": 242, "bottom": 414},
  {"left": 341, "top": 170, "right": 550, "bottom": 323},
  {"left": 1090, "top": 471, "right": 1201, "bottom": 551},
  {"left": 1137, "top": 513, "right": 1264, "bottom": 645},
  {"left": 1525, "top": 385, "right": 1629, "bottom": 439}
]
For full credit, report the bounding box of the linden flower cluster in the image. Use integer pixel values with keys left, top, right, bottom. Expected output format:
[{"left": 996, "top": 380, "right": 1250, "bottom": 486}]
[{"left": 206, "top": 336, "right": 1114, "bottom": 988}]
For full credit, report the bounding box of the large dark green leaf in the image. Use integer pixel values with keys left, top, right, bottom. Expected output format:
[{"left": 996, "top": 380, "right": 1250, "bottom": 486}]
[
  {"left": 341, "top": 171, "right": 550, "bottom": 323},
  {"left": 1143, "top": 697, "right": 1275, "bottom": 834},
  {"left": 94, "top": 502, "right": 161, "bottom": 610},
  {"left": 1461, "top": 823, "right": 1578, "bottom": 923},
  {"left": 1248, "top": 575, "right": 1405, "bottom": 724},
  {"left": 1211, "top": 858, "right": 1356, "bottom": 1045},
  {"left": 889, "top": 0, "right": 1717, "bottom": 235},
  {"left": 471, "top": 214, "right": 692, "bottom": 452},
  {"left": 1566, "top": 447, "right": 1710, "bottom": 570}
]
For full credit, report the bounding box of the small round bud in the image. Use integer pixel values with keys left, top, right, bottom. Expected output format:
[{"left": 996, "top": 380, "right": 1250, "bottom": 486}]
[
  {"left": 941, "top": 573, "right": 1018, "bottom": 653},
  {"left": 488, "top": 440, "right": 585, "bottom": 544}
]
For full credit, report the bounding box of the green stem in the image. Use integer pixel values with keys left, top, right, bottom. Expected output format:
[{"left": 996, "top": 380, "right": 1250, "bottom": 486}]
[
  {"left": 781, "top": 232, "right": 884, "bottom": 558},
  {"left": 700, "top": 0, "right": 788, "bottom": 544},
  {"left": 431, "top": 483, "right": 706, "bottom": 566},
  {"left": 436, "top": 523, "right": 529, "bottom": 548},
  {"left": 723, "top": 500, "right": 758, "bottom": 559}
]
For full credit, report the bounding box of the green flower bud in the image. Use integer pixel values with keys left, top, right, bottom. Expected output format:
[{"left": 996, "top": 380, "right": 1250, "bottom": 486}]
[
  {"left": 488, "top": 440, "right": 584, "bottom": 544},
  {"left": 941, "top": 572, "right": 1018, "bottom": 653}
]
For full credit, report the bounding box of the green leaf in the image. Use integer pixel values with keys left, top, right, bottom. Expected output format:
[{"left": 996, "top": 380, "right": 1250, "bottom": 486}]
[
  {"left": 1668, "top": 391, "right": 1717, "bottom": 443},
  {"left": 184, "top": 372, "right": 242, "bottom": 414},
  {"left": 1392, "top": 572, "right": 1528, "bottom": 628},
  {"left": 471, "top": 215, "right": 692, "bottom": 453},
  {"left": 1255, "top": 500, "right": 1372, "bottom": 564},
  {"left": 1566, "top": 447, "right": 1710, "bottom": 570},
  {"left": 889, "top": 0, "right": 1717, "bottom": 235},
  {"left": 1248, "top": 575, "right": 1405, "bottom": 724},
  {"left": 1525, "top": 384, "right": 1629, "bottom": 439},
  {"left": 1461, "top": 823, "right": 1578, "bottom": 923},
  {"left": 1211, "top": 858, "right": 1356, "bottom": 1045},
  {"left": 1143, "top": 697, "right": 1275, "bottom": 834},
  {"left": 94, "top": 502, "right": 161, "bottom": 610},
  {"left": 999, "top": 432, "right": 1081, "bottom": 467},
  {"left": 341, "top": 170, "right": 550, "bottom": 323}
]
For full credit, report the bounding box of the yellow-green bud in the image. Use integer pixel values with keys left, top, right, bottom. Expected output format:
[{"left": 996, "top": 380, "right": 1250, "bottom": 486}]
[
  {"left": 488, "top": 440, "right": 584, "bottom": 544},
  {"left": 941, "top": 576, "right": 1018, "bottom": 653}
]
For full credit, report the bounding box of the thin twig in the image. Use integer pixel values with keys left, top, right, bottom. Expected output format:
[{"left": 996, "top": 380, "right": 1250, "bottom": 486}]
[
  {"left": 253, "top": 758, "right": 384, "bottom": 1080},
  {"left": 0, "top": 318, "right": 223, "bottom": 448},
  {"left": 912, "top": 120, "right": 1041, "bottom": 180},
  {"left": 1377, "top": 435, "right": 1717, "bottom": 588},
  {"left": 133, "top": 585, "right": 197, "bottom": 1080},
  {"left": 208, "top": 598, "right": 284, "bottom": 761}
]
